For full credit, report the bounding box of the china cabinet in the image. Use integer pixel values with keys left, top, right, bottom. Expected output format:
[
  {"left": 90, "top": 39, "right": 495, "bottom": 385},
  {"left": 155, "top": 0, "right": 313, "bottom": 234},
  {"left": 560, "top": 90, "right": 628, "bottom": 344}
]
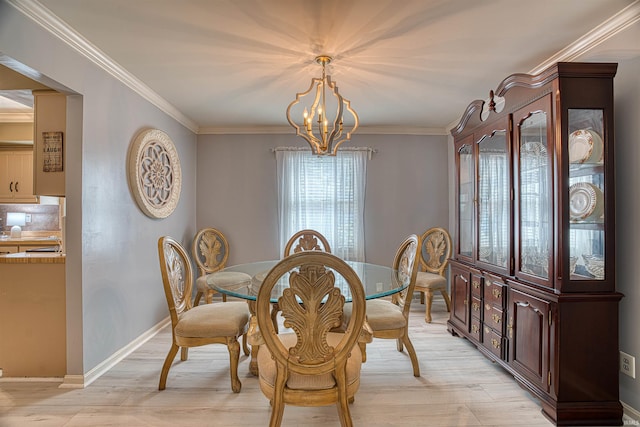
[{"left": 448, "top": 62, "right": 622, "bottom": 426}]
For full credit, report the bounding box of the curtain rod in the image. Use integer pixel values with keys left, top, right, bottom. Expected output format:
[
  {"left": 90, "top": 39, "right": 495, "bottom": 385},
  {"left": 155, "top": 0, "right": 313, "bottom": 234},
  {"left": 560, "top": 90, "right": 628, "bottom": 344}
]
[{"left": 272, "top": 146, "right": 376, "bottom": 154}]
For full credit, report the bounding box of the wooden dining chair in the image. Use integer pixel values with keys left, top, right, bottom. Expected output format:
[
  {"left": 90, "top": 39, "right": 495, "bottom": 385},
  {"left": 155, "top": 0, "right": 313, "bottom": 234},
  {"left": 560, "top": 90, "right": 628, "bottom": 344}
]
[
  {"left": 254, "top": 251, "right": 366, "bottom": 427},
  {"left": 414, "top": 227, "right": 452, "bottom": 323},
  {"left": 192, "top": 227, "right": 251, "bottom": 305},
  {"left": 270, "top": 229, "right": 333, "bottom": 332},
  {"left": 283, "top": 229, "right": 331, "bottom": 256},
  {"left": 343, "top": 234, "right": 421, "bottom": 376},
  {"left": 157, "top": 236, "right": 250, "bottom": 392}
]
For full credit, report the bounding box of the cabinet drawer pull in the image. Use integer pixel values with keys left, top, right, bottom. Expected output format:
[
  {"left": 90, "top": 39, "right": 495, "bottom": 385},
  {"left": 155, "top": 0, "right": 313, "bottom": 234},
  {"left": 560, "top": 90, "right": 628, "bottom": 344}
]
[
  {"left": 485, "top": 303, "right": 492, "bottom": 311},
  {"left": 15, "top": 181, "right": 19, "bottom": 192},
  {"left": 491, "top": 338, "right": 501, "bottom": 349},
  {"left": 472, "top": 302, "right": 480, "bottom": 311},
  {"left": 492, "top": 288, "right": 502, "bottom": 299},
  {"left": 473, "top": 280, "right": 480, "bottom": 289},
  {"left": 9, "top": 181, "right": 13, "bottom": 192},
  {"left": 472, "top": 324, "right": 479, "bottom": 333},
  {"left": 492, "top": 314, "right": 501, "bottom": 324}
]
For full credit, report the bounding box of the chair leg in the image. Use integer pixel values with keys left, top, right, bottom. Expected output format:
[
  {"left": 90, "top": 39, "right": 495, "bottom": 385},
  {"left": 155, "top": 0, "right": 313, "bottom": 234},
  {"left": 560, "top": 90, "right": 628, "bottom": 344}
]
[
  {"left": 180, "top": 347, "right": 189, "bottom": 361},
  {"left": 441, "top": 289, "right": 452, "bottom": 312},
  {"left": 396, "top": 338, "right": 404, "bottom": 352},
  {"left": 335, "top": 369, "right": 354, "bottom": 427},
  {"left": 358, "top": 341, "right": 367, "bottom": 363},
  {"left": 158, "top": 343, "right": 179, "bottom": 390},
  {"left": 269, "top": 369, "right": 287, "bottom": 427},
  {"left": 425, "top": 290, "right": 434, "bottom": 323},
  {"left": 205, "top": 289, "right": 214, "bottom": 304},
  {"left": 222, "top": 293, "right": 227, "bottom": 302},
  {"left": 402, "top": 333, "right": 420, "bottom": 377},
  {"left": 227, "top": 338, "right": 242, "bottom": 393},
  {"left": 242, "top": 333, "right": 250, "bottom": 356},
  {"left": 420, "top": 292, "right": 425, "bottom": 304},
  {"left": 270, "top": 303, "right": 280, "bottom": 333},
  {"left": 194, "top": 291, "right": 203, "bottom": 306}
]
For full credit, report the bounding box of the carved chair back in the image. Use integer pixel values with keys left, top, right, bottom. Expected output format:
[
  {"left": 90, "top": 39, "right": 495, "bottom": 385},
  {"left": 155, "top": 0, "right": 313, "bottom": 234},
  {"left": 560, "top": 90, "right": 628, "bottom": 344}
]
[
  {"left": 256, "top": 251, "right": 365, "bottom": 377},
  {"left": 419, "top": 227, "right": 451, "bottom": 277},
  {"left": 390, "top": 234, "right": 421, "bottom": 318},
  {"left": 192, "top": 228, "right": 229, "bottom": 275},
  {"left": 283, "top": 229, "right": 331, "bottom": 257},
  {"left": 158, "top": 236, "right": 194, "bottom": 326}
]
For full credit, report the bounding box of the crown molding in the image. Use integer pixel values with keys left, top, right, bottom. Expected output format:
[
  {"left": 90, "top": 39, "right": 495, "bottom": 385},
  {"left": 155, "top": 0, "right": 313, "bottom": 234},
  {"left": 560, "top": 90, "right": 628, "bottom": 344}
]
[
  {"left": 7, "top": 0, "right": 199, "bottom": 133},
  {"left": 531, "top": 0, "right": 640, "bottom": 74},
  {"left": 446, "top": 0, "right": 640, "bottom": 133},
  {"left": 0, "top": 112, "right": 34, "bottom": 123},
  {"left": 198, "top": 125, "right": 448, "bottom": 136}
]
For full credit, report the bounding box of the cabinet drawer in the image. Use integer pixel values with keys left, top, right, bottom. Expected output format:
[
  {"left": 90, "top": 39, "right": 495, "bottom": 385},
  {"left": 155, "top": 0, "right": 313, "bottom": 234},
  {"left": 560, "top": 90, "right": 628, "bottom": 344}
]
[
  {"left": 484, "top": 277, "right": 505, "bottom": 308},
  {"left": 471, "top": 274, "right": 482, "bottom": 298},
  {"left": 483, "top": 303, "right": 504, "bottom": 332},
  {"left": 470, "top": 317, "right": 482, "bottom": 342},
  {"left": 0, "top": 245, "right": 19, "bottom": 254},
  {"left": 482, "top": 326, "right": 506, "bottom": 360},
  {"left": 471, "top": 296, "right": 482, "bottom": 319}
]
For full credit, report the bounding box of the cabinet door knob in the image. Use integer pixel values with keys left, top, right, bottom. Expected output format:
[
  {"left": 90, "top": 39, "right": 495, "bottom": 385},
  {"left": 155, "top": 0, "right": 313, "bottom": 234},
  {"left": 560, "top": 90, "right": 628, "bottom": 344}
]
[
  {"left": 9, "top": 181, "right": 13, "bottom": 192},
  {"left": 15, "top": 181, "right": 19, "bottom": 192}
]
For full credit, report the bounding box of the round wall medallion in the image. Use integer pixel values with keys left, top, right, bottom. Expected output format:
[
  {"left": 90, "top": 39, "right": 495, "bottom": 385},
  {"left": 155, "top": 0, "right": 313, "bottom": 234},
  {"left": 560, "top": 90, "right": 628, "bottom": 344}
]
[{"left": 128, "top": 128, "right": 182, "bottom": 219}]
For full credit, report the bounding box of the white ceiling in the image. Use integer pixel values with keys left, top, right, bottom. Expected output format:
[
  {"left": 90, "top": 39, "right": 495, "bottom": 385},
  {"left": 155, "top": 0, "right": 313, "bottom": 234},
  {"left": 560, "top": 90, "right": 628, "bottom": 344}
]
[{"left": 7, "top": 0, "right": 640, "bottom": 134}]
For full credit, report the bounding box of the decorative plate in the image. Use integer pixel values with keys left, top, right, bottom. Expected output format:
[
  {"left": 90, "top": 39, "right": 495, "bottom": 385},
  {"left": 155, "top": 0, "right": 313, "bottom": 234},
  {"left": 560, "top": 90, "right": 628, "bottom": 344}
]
[
  {"left": 569, "top": 182, "right": 603, "bottom": 221},
  {"left": 128, "top": 129, "right": 182, "bottom": 219},
  {"left": 569, "top": 129, "right": 603, "bottom": 164}
]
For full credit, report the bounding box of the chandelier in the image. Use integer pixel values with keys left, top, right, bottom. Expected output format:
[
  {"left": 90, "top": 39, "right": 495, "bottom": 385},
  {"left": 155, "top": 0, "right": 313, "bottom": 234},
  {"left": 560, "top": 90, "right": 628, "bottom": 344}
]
[{"left": 286, "top": 55, "right": 359, "bottom": 155}]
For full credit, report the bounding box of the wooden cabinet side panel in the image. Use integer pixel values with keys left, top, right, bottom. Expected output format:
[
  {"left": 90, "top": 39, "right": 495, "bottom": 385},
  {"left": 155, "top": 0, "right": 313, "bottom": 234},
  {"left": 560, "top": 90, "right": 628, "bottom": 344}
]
[
  {"left": 33, "top": 92, "right": 66, "bottom": 196},
  {"left": 0, "top": 263, "right": 66, "bottom": 377}
]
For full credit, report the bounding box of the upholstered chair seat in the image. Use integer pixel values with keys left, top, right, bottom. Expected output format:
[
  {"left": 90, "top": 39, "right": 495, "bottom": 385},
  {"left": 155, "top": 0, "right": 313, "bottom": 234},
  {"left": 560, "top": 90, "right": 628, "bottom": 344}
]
[
  {"left": 175, "top": 301, "right": 249, "bottom": 338},
  {"left": 258, "top": 333, "right": 362, "bottom": 395}
]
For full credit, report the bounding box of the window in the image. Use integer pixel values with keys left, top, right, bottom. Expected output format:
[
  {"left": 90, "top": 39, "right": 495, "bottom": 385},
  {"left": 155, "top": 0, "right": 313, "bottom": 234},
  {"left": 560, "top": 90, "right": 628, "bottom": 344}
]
[{"left": 276, "top": 149, "right": 368, "bottom": 261}]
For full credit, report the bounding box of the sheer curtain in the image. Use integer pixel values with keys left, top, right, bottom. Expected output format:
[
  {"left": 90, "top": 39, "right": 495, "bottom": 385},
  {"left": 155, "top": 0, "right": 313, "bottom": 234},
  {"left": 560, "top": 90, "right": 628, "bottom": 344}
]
[{"left": 276, "top": 149, "right": 368, "bottom": 261}]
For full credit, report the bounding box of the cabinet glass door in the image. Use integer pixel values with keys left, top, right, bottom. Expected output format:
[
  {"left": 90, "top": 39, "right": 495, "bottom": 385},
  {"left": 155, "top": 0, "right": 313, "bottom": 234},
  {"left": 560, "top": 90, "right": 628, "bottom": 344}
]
[
  {"left": 568, "top": 109, "right": 605, "bottom": 281},
  {"left": 517, "top": 105, "right": 552, "bottom": 283},
  {"left": 477, "top": 125, "right": 510, "bottom": 272},
  {"left": 457, "top": 141, "right": 473, "bottom": 260}
]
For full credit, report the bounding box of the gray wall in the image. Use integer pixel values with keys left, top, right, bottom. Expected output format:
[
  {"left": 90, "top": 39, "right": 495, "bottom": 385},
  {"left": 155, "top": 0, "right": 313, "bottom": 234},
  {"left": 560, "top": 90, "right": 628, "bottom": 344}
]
[
  {"left": 196, "top": 133, "right": 449, "bottom": 266},
  {"left": 0, "top": 1, "right": 197, "bottom": 375},
  {"left": 612, "top": 55, "right": 640, "bottom": 412}
]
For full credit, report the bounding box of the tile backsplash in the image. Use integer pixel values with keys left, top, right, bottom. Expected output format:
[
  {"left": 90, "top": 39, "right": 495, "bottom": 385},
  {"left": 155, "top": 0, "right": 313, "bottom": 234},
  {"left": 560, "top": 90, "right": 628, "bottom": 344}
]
[{"left": 0, "top": 204, "right": 60, "bottom": 234}]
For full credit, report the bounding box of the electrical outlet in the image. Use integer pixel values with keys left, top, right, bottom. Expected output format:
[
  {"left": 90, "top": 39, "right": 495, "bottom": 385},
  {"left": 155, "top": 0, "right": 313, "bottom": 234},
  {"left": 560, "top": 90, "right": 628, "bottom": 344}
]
[
  {"left": 25, "top": 214, "right": 32, "bottom": 223},
  {"left": 620, "top": 351, "right": 636, "bottom": 378}
]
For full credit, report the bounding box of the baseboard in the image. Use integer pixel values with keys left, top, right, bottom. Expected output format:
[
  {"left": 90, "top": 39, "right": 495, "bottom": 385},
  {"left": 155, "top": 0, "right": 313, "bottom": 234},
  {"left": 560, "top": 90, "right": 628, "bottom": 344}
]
[
  {"left": 623, "top": 401, "right": 640, "bottom": 425},
  {"left": 59, "top": 316, "right": 170, "bottom": 389}
]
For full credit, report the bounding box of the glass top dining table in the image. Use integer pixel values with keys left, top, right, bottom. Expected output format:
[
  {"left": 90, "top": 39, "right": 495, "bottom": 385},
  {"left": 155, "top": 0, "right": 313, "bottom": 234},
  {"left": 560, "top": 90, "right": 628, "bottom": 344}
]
[
  {"left": 207, "top": 260, "right": 403, "bottom": 302},
  {"left": 206, "top": 259, "right": 402, "bottom": 376}
]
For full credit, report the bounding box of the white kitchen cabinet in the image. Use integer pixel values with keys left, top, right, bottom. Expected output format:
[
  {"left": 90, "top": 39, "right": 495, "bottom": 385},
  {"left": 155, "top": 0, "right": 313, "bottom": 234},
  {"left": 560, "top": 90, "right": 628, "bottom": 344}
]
[{"left": 0, "top": 150, "right": 36, "bottom": 202}]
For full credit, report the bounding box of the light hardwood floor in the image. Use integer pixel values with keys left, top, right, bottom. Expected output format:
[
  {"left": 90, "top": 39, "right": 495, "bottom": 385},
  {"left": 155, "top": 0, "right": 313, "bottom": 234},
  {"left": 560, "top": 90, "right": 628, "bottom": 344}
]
[{"left": 0, "top": 299, "right": 557, "bottom": 427}]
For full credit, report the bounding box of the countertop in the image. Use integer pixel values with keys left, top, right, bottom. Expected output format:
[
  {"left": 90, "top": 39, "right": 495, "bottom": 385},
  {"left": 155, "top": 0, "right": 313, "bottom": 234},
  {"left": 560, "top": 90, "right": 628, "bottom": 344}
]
[
  {"left": 0, "top": 252, "right": 66, "bottom": 264},
  {"left": 0, "top": 236, "right": 61, "bottom": 245}
]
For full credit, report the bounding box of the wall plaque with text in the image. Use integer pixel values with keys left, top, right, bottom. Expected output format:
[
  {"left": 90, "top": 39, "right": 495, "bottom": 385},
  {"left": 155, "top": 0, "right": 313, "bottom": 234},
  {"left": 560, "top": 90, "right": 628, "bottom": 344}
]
[{"left": 43, "top": 131, "right": 63, "bottom": 172}]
